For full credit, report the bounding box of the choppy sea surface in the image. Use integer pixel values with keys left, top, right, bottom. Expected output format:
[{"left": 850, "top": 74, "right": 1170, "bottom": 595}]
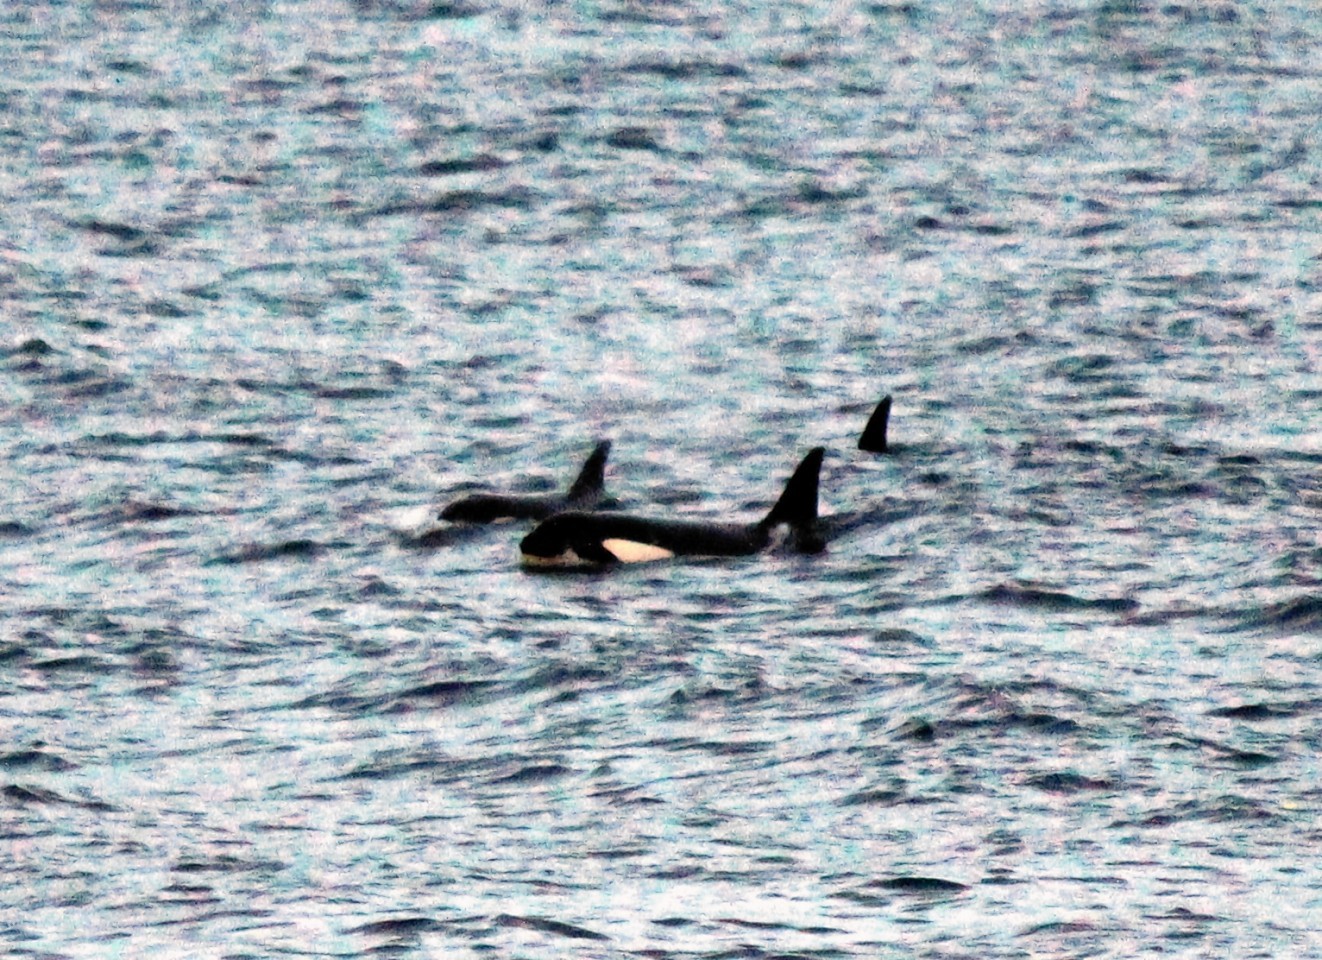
[{"left": 2, "top": 1, "right": 1320, "bottom": 956}]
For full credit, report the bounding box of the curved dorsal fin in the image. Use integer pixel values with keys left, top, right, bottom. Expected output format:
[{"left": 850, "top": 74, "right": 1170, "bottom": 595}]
[
  {"left": 761, "top": 447, "right": 824, "bottom": 530},
  {"left": 858, "top": 394, "right": 892, "bottom": 454},
  {"left": 565, "top": 440, "right": 611, "bottom": 505}
]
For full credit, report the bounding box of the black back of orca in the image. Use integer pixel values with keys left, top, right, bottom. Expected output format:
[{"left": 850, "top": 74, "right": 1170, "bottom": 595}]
[
  {"left": 520, "top": 447, "right": 824, "bottom": 567},
  {"left": 440, "top": 440, "right": 611, "bottom": 523}
]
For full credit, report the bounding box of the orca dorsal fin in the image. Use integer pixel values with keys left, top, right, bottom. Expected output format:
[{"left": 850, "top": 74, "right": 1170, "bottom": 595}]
[
  {"left": 761, "top": 447, "right": 824, "bottom": 530},
  {"left": 565, "top": 440, "right": 611, "bottom": 505},
  {"left": 858, "top": 394, "right": 891, "bottom": 454}
]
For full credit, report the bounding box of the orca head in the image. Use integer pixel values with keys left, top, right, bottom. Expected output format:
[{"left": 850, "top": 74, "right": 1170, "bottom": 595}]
[
  {"left": 440, "top": 440, "right": 612, "bottom": 525},
  {"left": 439, "top": 494, "right": 520, "bottom": 524},
  {"left": 520, "top": 514, "right": 615, "bottom": 567},
  {"left": 441, "top": 492, "right": 564, "bottom": 523},
  {"left": 519, "top": 513, "right": 679, "bottom": 567}
]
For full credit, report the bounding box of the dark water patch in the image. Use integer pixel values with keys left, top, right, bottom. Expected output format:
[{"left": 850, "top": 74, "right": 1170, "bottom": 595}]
[
  {"left": 1206, "top": 701, "right": 1316, "bottom": 721},
  {"left": 235, "top": 378, "right": 396, "bottom": 412},
  {"left": 1115, "top": 608, "right": 1210, "bottom": 632},
  {"left": 717, "top": 917, "right": 845, "bottom": 937},
  {"left": 2, "top": 784, "right": 114, "bottom": 812},
  {"left": 618, "top": 59, "right": 747, "bottom": 80},
  {"left": 402, "top": 524, "right": 487, "bottom": 549},
  {"left": 668, "top": 677, "right": 774, "bottom": 708},
  {"left": 388, "top": 678, "right": 500, "bottom": 710},
  {"left": 1045, "top": 353, "right": 1122, "bottom": 382},
  {"left": 890, "top": 717, "right": 936, "bottom": 742},
  {"left": 795, "top": 178, "right": 868, "bottom": 205},
  {"left": 0, "top": 521, "right": 34, "bottom": 538},
  {"left": 15, "top": 606, "right": 128, "bottom": 636},
  {"left": 837, "top": 786, "right": 906, "bottom": 808},
  {"left": 650, "top": 863, "right": 706, "bottom": 881},
  {"left": 1144, "top": 906, "right": 1225, "bottom": 924},
  {"left": 583, "top": 845, "right": 649, "bottom": 861},
  {"left": 236, "top": 288, "right": 327, "bottom": 320},
  {"left": 864, "top": 1, "right": 922, "bottom": 18},
  {"left": 1023, "top": 771, "right": 1118, "bottom": 794},
  {"left": 419, "top": 153, "right": 507, "bottom": 175},
  {"left": 159, "top": 881, "right": 220, "bottom": 902},
  {"left": 489, "top": 764, "right": 573, "bottom": 786},
  {"left": 1216, "top": 748, "right": 1278, "bottom": 769},
  {"left": 350, "top": 916, "right": 448, "bottom": 936},
  {"left": 1228, "top": 595, "right": 1322, "bottom": 635},
  {"left": 1018, "top": 919, "right": 1107, "bottom": 937},
  {"left": 836, "top": 875, "right": 969, "bottom": 905},
  {"left": 1065, "top": 220, "right": 1125, "bottom": 240},
  {"left": 652, "top": 916, "right": 694, "bottom": 928},
  {"left": 417, "top": 1, "right": 485, "bottom": 20},
  {"left": 494, "top": 913, "right": 609, "bottom": 941},
  {"left": 872, "top": 876, "right": 969, "bottom": 893},
  {"left": 942, "top": 708, "right": 1083, "bottom": 737},
  {"left": 586, "top": 785, "right": 665, "bottom": 808},
  {"left": 871, "top": 628, "right": 932, "bottom": 647},
  {"left": 0, "top": 642, "right": 28, "bottom": 664},
  {"left": 173, "top": 854, "right": 287, "bottom": 876},
  {"left": 112, "top": 500, "right": 206, "bottom": 523},
  {"left": 313, "top": 384, "right": 397, "bottom": 401},
  {"left": 29, "top": 654, "right": 114, "bottom": 675},
  {"left": 510, "top": 662, "right": 617, "bottom": 697},
  {"left": 1047, "top": 282, "right": 1102, "bottom": 309},
  {"left": 677, "top": 739, "right": 777, "bottom": 758},
  {"left": 604, "top": 126, "right": 662, "bottom": 151},
  {"left": 359, "top": 187, "right": 539, "bottom": 220},
  {"left": 355, "top": 576, "right": 401, "bottom": 599},
  {"left": 206, "top": 539, "right": 333, "bottom": 565},
  {"left": 72, "top": 218, "right": 148, "bottom": 244},
  {"left": 2, "top": 337, "right": 56, "bottom": 359},
  {"left": 39, "top": 368, "right": 134, "bottom": 399},
  {"left": 80, "top": 429, "right": 277, "bottom": 452},
  {"left": 339, "top": 750, "right": 488, "bottom": 782},
  {"left": 0, "top": 748, "right": 77, "bottom": 772},
  {"left": 740, "top": 180, "right": 868, "bottom": 220},
  {"left": 1169, "top": 732, "right": 1281, "bottom": 768},
  {"left": 980, "top": 583, "right": 1139, "bottom": 615},
  {"left": 1114, "top": 794, "right": 1285, "bottom": 829},
  {"left": 144, "top": 298, "right": 189, "bottom": 318},
  {"left": 130, "top": 642, "right": 183, "bottom": 681}
]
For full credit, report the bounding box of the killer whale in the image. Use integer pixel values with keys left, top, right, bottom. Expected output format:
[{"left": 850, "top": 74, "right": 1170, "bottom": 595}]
[
  {"left": 439, "top": 440, "right": 613, "bottom": 524},
  {"left": 858, "top": 394, "right": 891, "bottom": 454},
  {"left": 519, "top": 447, "right": 825, "bottom": 567}
]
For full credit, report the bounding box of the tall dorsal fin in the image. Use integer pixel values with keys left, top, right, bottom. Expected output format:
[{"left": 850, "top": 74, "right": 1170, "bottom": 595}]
[
  {"left": 565, "top": 440, "right": 611, "bottom": 505},
  {"left": 761, "top": 447, "right": 824, "bottom": 530},
  {"left": 858, "top": 394, "right": 892, "bottom": 453}
]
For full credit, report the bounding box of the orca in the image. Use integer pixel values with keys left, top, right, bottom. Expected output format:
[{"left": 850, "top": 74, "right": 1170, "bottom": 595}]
[
  {"left": 519, "top": 447, "right": 825, "bottom": 568},
  {"left": 858, "top": 394, "right": 891, "bottom": 454},
  {"left": 439, "top": 440, "right": 613, "bottom": 523}
]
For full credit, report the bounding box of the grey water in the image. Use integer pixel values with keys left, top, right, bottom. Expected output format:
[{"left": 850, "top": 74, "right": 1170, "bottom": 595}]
[{"left": 2, "top": 0, "right": 1320, "bottom": 956}]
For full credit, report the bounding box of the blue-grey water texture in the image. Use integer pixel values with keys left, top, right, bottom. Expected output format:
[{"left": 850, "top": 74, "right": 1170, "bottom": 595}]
[{"left": 2, "top": 1, "right": 1320, "bottom": 957}]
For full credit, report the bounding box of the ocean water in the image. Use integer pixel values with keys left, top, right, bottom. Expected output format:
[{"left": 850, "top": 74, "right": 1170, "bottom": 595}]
[{"left": 2, "top": 0, "right": 1320, "bottom": 956}]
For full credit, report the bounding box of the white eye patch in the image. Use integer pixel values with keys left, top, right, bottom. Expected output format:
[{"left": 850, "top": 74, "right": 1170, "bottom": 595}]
[{"left": 600, "top": 539, "right": 675, "bottom": 563}]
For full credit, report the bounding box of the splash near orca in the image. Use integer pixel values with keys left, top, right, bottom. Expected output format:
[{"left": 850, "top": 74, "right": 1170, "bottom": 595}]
[
  {"left": 519, "top": 447, "right": 825, "bottom": 568},
  {"left": 858, "top": 394, "right": 891, "bottom": 454},
  {"left": 439, "top": 440, "right": 612, "bottom": 523}
]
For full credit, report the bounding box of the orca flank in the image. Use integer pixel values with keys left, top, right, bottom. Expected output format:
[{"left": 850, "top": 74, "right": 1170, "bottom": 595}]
[
  {"left": 858, "top": 394, "right": 891, "bottom": 454},
  {"left": 440, "top": 440, "right": 612, "bottom": 523},
  {"left": 519, "top": 447, "right": 825, "bottom": 568}
]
